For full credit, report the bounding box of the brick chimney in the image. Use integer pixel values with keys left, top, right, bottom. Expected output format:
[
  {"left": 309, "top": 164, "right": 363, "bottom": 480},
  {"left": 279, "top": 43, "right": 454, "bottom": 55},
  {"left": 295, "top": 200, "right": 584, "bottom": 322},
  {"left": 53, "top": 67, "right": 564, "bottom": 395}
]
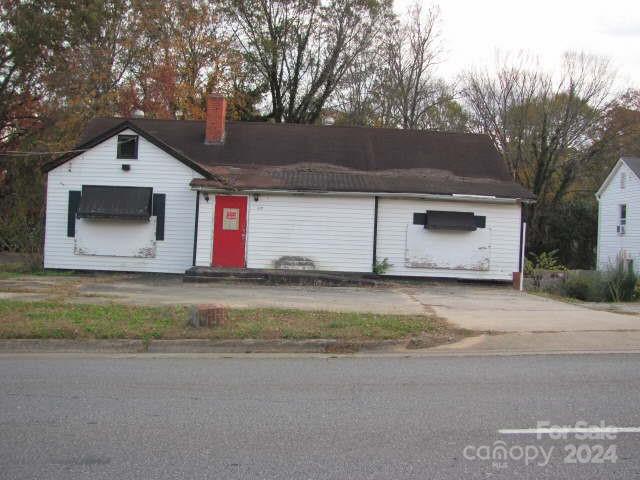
[{"left": 205, "top": 93, "right": 227, "bottom": 144}]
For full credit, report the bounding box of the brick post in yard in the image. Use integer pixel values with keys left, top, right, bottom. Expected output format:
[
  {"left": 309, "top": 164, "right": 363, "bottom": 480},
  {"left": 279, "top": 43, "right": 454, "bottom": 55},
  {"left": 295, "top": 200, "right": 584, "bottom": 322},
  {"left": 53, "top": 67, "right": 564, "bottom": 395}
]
[{"left": 190, "top": 305, "right": 228, "bottom": 327}]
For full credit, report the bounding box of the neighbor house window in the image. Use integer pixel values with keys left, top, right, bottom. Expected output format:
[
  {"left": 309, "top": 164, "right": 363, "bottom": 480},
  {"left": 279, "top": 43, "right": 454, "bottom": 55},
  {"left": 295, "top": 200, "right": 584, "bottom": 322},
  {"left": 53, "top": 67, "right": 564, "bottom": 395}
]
[
  {"left": 618, "top": 204, "right": 627, "bottom": 235},
  {"left": 117, "top": 134, "right": 138, "bottom": 159}
]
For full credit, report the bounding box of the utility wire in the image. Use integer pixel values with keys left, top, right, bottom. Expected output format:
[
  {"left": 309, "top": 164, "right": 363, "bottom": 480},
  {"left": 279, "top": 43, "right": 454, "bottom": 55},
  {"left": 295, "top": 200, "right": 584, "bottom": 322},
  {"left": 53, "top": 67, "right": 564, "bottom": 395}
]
[
  {"left": 0, "top": 148, "right": 90, "bottom": 156},
  {"left": 1, "top": 138, "right": 135, "bottom": 157}
]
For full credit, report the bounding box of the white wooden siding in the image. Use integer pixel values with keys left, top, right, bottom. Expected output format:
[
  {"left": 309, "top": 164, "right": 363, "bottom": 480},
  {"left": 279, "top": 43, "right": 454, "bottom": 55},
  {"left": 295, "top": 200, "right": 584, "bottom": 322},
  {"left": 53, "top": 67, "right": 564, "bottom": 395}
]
[
  {"left": 376, "top": 198, "right": 521, "bottom": 280},
  {"left": 245, "top": 194, "right": 374, "bottom": 272},
  {"left": 195, "top": 193, "right": 214, "bottom": 267},
  {"left": 44, "top": 129, "right": 202, "bottom": 273},
  {"left": 597, "top": 161, "right": 640, "bottom": 272}
]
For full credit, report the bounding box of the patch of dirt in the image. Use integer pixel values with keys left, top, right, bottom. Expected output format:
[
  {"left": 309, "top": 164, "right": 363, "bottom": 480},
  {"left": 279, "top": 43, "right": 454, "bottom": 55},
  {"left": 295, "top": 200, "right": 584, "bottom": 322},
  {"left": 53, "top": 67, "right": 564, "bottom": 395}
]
[
  {"left": 20, "top": 279, "right": 82, "bottom": 300},
  {"left": 405, "top": 327, "right": 478, "bottom": 350},
  {"left": 0, "top": 272, "right": 136, "bottom": 303},
  {"left": 324, "top": 342, "right": 362, "bottom": 353}
]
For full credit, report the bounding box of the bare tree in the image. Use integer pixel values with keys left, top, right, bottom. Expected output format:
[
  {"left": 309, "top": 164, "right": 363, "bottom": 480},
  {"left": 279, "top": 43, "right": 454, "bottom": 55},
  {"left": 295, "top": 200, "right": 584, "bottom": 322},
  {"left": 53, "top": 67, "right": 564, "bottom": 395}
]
[
  {"left": 461, "top": 51, "right": 620, "bottom": 251},
  {"left": 329, "top": 44, "right": 383, "bottom": 126},
  {"left": 461, "top": 53, "right": 544, "bottom": 180},
  {"left": 462, "top": 52, "right": 615, "bottom": 198},
  {"left": 331, "top": 2, "right": 465, "bottom": 131},
  {"left": 380, "top": 3, "right": 451, "bottom": 129},
  {"left": 226, "top": 0, "right": 392, "bottom": 124}
]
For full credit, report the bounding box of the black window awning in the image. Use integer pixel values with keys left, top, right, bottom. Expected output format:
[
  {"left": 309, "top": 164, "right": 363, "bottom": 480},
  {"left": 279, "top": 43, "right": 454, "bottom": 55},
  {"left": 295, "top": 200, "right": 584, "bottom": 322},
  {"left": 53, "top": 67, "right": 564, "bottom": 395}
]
[
  {"left": 77, "top": 185, "right": 152, "bottom": 220},
  {"left": 425, "top": 211, "right": 477, "bottom": 231}
]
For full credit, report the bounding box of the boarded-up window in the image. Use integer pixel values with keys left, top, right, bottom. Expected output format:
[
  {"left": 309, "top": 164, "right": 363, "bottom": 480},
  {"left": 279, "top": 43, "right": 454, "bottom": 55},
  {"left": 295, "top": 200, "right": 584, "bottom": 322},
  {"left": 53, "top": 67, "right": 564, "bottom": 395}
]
[
  {"left": 405, "top": 224, "right": 491, "bottom": 271},
  {"left": 74, "top": 218, "right": 157, "bottom": 258}
]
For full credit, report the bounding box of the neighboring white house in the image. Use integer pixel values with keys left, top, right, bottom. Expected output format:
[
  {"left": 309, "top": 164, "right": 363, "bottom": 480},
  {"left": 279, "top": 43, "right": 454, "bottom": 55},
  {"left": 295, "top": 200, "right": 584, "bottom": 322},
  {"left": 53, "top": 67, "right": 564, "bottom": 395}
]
[
  {"left": 43, "top": 95, "right": 534, "bottom": 281},
  {"left": 596, "top": 156, "right": 640, "bottom": 272}
]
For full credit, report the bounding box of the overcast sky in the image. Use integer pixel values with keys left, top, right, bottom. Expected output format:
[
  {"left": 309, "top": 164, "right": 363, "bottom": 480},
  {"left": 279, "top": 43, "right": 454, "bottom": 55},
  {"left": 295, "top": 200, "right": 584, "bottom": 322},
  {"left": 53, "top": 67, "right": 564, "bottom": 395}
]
[{"left": 394, "top": 0, "right": 639, "bottom": 90}]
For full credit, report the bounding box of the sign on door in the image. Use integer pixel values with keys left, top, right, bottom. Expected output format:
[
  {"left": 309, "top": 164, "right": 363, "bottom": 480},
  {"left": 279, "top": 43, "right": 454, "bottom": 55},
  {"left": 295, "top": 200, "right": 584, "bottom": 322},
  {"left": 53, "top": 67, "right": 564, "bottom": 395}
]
[{"left": 222, "top": 208, "right": 240, "bottom": 230}]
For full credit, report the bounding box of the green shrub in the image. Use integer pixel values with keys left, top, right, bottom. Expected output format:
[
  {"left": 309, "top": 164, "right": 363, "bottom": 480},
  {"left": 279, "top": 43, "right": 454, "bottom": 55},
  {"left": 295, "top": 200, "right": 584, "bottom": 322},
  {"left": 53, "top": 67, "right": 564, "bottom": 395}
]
[
  {"left": 557, "top": 260, "right": 638, "bottom": 302},
  {"left": 526, "top": 250, "right": 566, "bottom": 289},
  {"left": 526, "top": 250, "right": 565, "bottom": 275},
  {"left": 373, "top": 258, "right": 392, "bottom": 275},
  {"left": 560, "top": 270, "right": 607, "bottom": 302},
  {"left": 605, "top": 260, "right": 637, "bottom": 302}
]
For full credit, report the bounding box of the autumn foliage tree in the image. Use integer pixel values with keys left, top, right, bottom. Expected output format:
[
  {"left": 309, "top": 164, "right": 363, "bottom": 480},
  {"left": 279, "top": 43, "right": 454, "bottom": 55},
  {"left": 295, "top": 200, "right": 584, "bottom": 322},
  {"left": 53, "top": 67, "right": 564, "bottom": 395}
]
[
  {"left": 0, "top": 0, "right": 63, "bottom": 149},
  {"left": 123, "top": 0, "right": 241, "bottom": 119}
]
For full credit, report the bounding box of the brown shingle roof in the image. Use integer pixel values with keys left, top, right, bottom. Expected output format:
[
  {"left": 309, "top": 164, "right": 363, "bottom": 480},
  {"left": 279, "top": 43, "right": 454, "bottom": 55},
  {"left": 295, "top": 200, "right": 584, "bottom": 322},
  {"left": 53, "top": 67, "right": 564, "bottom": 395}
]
[
  {"left": 191, "top": 164, "right": 533, "bottom": 199},
  {"left": 45, "top": 117, "right": 534, "bottom": 200}
]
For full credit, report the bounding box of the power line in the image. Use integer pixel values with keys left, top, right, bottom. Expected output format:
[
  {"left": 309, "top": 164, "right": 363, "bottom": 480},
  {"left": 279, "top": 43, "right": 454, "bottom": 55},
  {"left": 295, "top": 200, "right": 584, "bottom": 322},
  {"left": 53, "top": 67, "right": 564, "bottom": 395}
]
[
  {"left": 0, "top": 148, "right": 89, "bottom": 157},
  {"left": 1, "top": 139, "right": 133, "bottom": 157}
]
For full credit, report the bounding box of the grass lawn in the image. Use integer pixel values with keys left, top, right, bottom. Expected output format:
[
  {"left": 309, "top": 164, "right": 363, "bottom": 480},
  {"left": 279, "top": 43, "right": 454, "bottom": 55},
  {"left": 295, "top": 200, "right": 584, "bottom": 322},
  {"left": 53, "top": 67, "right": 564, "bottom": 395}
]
[{"left": 0, "top": 299, "right": 462, "bottom": 342}]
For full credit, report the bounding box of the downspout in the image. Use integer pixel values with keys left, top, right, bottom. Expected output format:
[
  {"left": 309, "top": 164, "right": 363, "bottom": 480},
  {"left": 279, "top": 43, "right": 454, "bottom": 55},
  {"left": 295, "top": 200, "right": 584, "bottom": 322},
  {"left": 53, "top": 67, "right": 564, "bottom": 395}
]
[
  {"left": 372, "top": 196, "right": 379, "bottom": 273},
  {"left": 42, "top": 174, "right": 48, "bottom": 258},
  {"left": 192, "top": 191, "right": 199, "bottom": 266},
  {"left": 518, "top": 204, "right": 524, "bottom": 272},
  {"left": 518, "top": 203, "right": 526, "bottom": 291},
  {"left": 520, "top": 222, "right": 527, "bottom": 291}
]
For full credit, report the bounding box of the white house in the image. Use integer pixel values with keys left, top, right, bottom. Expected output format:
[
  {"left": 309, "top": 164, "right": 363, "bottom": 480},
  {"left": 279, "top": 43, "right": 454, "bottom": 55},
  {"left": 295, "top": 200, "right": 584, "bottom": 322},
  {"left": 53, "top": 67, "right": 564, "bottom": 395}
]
[
  {"left": 43, "top": 94, "right": 534, "bottom": 281},
  {"left": 596, "top": 156, "right": 640, "bottom": 272}
]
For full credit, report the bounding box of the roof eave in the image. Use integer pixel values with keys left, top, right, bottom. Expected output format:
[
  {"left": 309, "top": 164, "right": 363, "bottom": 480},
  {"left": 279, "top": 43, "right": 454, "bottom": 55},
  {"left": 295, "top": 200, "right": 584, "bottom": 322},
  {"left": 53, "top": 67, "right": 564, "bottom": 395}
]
[{"left": 190, "top": 183, "right": 533, "bottom": 204}]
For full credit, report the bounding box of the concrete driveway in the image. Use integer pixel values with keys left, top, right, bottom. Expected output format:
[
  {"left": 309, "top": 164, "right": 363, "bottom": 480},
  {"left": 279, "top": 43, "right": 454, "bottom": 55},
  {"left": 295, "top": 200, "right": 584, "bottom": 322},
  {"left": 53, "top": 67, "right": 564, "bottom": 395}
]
[
  {"left": 404, "top": 283, "right": 640, "bottom": 332},
  {"left": 81, "top": 276, "right": 640, "bottom": 333},
  {"left": 2, "top": 273, "right": 640, "bottom": 334}
]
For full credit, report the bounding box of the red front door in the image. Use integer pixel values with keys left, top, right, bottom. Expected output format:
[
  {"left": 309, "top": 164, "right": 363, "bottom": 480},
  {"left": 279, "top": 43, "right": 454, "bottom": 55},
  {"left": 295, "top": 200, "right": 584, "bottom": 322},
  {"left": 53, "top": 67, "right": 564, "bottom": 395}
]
[{"left": 212, "top": 195, "right": 247, "bottom": 268}]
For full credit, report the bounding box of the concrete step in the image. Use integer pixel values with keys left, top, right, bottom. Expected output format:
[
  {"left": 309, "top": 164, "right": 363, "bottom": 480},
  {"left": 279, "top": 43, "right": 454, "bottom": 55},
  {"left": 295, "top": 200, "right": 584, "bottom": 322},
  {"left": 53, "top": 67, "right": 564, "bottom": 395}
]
[
  {"left": 183, "top": 274, "right": 268, "bottom": 283},
  {"left": 184, "top": 267, "right": 379, "bottom": 287}
]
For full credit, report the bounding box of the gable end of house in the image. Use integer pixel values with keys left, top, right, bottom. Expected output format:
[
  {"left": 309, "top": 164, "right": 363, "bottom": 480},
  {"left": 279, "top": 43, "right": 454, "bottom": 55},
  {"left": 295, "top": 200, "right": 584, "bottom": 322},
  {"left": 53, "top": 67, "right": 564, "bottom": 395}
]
[
  {"left": 43, "top": 120, "right": 212, "bottom": 178},
  {"left": 597, "top": 157, "right": 640, "bottom": 200}
]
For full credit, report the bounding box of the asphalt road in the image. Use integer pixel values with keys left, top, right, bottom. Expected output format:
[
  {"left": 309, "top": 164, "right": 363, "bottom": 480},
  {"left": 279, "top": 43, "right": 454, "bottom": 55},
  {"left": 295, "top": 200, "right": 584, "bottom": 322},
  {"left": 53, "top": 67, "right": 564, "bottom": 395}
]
[{"left": 1, "top": 354, "right": 640, "bottom": 479}]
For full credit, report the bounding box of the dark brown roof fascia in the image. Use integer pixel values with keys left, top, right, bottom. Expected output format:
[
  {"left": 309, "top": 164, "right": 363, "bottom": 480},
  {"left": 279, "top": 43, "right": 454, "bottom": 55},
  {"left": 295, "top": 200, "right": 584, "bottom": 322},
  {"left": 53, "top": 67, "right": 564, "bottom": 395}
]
[{"left": 189, "top": 179, "right": 534, "bottom": 202}]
